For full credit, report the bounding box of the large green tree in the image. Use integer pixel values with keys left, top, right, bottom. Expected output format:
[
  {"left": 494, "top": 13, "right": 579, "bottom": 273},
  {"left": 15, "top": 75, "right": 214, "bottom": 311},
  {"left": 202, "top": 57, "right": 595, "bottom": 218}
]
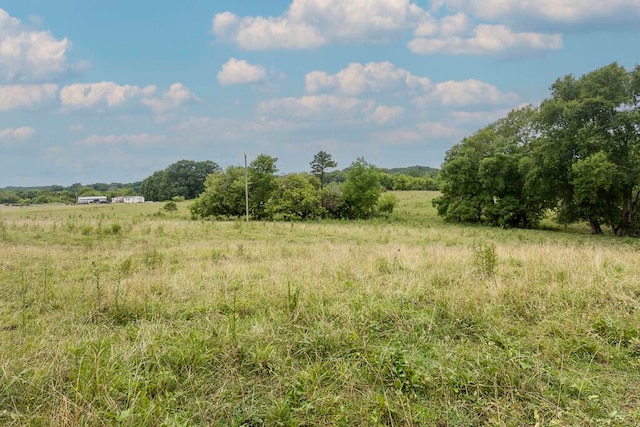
[
  {"left": 190, "top": 166, "right": 246, "bottom": 218},
  {"left": 248, "top": 154, "right": 278, "bottom": 219},
  {"left": 267, "top": 173, "right": 323, "bottom": 220},
  {"left": 342, "top": 158, "right": 382, "bottom": 219},
  {"left": 536, "top": 63, "right": 640, "bottom": 235},
  {"left": 142, "top": 160, "right": 220, "bottom": 201},
  {"left": 433, "top": 126, "right": 494, "bottom": 223},
  {"left": 434, "top": 106, "right": 548, "bottom": 228},
  {"left": 310, "top": 151, "right": 338, "bottom": 189}
]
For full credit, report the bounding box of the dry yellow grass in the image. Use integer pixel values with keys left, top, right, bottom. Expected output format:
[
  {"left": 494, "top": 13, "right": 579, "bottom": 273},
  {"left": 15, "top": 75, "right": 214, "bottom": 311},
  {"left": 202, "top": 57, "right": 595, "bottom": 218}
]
[{"left": 1, "top": 195, "right": 639, "bottom": 425}]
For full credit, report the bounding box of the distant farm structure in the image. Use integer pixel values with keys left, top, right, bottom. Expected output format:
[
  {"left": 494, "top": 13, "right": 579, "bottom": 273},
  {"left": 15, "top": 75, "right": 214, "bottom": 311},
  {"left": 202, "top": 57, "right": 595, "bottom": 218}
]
[
  {"left": 76, "top": 196, "right": 108, "bottom": 205},
  {"left": 112, "top": 196, "right": 145, "bottom": 204}
]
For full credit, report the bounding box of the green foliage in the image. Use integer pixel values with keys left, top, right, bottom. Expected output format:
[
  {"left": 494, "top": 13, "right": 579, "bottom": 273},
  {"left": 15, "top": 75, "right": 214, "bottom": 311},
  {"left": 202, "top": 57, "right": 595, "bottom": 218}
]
[
  {"left": 248, "top": 154, "right": 278, "bottom": 219},
  {"left": 190, "top": 166, "right": 246, "bottom": 218},
  {"left": 267, "top": 173, "right": 323, "bottom": 220},
  {"left": 436, "top": 63, "right": 640, "bottom": 236},
  {"left": 377, "top": 193, "right": 397, "bottom": 214},
  {"left": 342, "top": 158, "right": 382, "bottom": 219},
  {"left": 320, "top": 183, "right": 348, "bottom": 218},
  {"left": 310, "top": 150, "right": 338, "bottom": 189},
  {"left": 0, "top": 182, "right": 140, "bottom": 205},
  {"left": 163, "top": 201, "right": 178, "bottom": 212},
  {"left": 472, "top": 241, "right": 497, "bottom": 277},
  {"left": 142, "top": 160, "right": 220, "bottom": 201},
  {"left": 387, "top": 173, "right": 438, "bottom": 191},
  {"left": 536, "top": 63, "right": 640, "bottom": 235},
  {"left": 433, "top": 127, "right": 493, "bottom": 223}
]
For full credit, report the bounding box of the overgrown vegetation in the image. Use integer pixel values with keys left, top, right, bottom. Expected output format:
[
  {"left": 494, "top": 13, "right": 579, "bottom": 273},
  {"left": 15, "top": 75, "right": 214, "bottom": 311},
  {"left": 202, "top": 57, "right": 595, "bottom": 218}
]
[
  {"left": 191, "top": 154, "right": 395, "bottom": 220},
  {"left": 435, "top": 63, "right": 640, "bottom": 236},
  {"left": 1, "top": 194, "right": 639, "bottom": 425}
]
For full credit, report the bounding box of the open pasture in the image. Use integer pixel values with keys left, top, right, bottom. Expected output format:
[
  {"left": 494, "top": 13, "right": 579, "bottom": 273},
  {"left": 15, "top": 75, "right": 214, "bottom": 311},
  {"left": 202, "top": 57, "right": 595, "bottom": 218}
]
[{"left": 1, "top": 193, "right": 639, "bottom": 426}]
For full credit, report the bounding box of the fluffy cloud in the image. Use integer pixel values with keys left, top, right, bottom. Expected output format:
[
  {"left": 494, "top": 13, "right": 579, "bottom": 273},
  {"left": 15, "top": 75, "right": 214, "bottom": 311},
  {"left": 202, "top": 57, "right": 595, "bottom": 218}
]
[
  {"left": 141, "top": 83, "right": 199, "bottom": 115},
  {"left": 60, "top": 82, "right": 156, "bottom": 109},
  {"left": 0, "top": 9, "right": 72, "bottom": 82},
  {"left": 409, "top": 24, "right": 562, "bottom": 56},
  {"left": 217, "top": 58, "right": 266, "bottom": 85},
  {"left": 372, "top": 106, "right": 404, "bottom": 124},
  {"left": 213, "top": 0, "right": 423, "bottom": 50},
  {"left": 416, "top": 79, "right": 519, "bottom": 106},
  {"left": 305, "top": 61, "right": 517, "bottom": 108},
  {"left": 212, "top": 0, "right": 566, "bottom": 57},
  {"left": 432, "top": 0, "right": 640, "bottom": 28},
  {"left": 305, "top": 62, "right": 430, "bottom": 95},
  {"left": 259, "top": 94, "right": 377, "bottom": 121},
  {"left": 0, "top": 126, "right": 36, "bottom": 141},
  {"left": 75, "top": 133, "right": 166, "bottom": 147},
  {"left": 0, "top": 84, "right": 58, "bottom": 110},
  {"left": 59, "top": 81, "right": 198, "bottom": 116}
]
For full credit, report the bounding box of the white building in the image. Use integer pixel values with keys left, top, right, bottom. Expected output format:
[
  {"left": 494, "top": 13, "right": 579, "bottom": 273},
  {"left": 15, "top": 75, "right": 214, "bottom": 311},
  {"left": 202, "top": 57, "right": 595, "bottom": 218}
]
[
  {"left": 112, "top": 196, "right": 145, "bottom": 204},
  {"left": 77, "top": 196, "right": 108, "bottom": 204}
]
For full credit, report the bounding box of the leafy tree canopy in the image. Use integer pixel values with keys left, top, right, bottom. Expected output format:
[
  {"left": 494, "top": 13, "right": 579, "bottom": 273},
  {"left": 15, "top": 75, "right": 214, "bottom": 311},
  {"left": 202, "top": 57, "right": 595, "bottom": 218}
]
[{"left": 142, "top": 160, "right": 220, "bottom": 201}]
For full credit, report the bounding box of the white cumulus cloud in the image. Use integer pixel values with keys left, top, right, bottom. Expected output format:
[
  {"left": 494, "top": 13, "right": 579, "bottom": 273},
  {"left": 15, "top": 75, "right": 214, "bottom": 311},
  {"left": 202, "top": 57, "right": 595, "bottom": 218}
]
[
  {"left": 416, "top": 79, "right": 519, "bottom": 106},
  {"left": 218, "top": 58, "right": 266, "bottom": 85},
  {"left": 0, "top": 126, "right": 36, "bottom": 141},
  {"left": 0, "top": 8, "right": 72, "bottom": 82},
  {"left": 433, "top": 0, "right": 640, "bottom": 28},
  {"left": 409, "top": 24, "right": 562, "bottom": 57},
  {"left": 0, "top": 84, "right": 58, "bottom": 110},
  {"left": 213, "top": 0, "right": 424, "bottom": 50},
  {"left": 141, "top": 83, "right": 199, "bottom": 115},
  {"left": 60, "top": 82, "right": 156, "bottom": 109},
  {"left": 372, "top": 106, "right": 404, "bottom": 124},
  {"left": 305, "top": 61, "right": 430, "bottom": 95},
  {"left": 259, "top": 94, "right": 376, "bottom": 121}
]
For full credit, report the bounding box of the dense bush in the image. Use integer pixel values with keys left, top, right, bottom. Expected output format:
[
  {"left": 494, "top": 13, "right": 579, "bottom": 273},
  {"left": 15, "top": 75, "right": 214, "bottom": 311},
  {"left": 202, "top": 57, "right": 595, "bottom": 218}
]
[{"left": 191, "top": 155, "right": 387, "bottom": 221}]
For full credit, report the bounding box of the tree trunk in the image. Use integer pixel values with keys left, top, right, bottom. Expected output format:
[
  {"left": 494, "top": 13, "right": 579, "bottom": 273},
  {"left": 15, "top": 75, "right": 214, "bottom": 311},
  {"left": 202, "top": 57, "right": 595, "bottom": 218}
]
[
  {"left": 589, "top": 218, "right": 602, "bottom": 235},
  {"left": 616, "top": 186, "right": 633, "bottom": 237}
]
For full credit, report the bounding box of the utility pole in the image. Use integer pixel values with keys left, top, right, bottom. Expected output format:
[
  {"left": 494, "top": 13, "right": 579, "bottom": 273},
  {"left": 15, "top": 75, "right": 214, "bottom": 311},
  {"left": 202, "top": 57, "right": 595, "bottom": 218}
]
[{"left": 244, "top": 153, "right": 249, "bottom": 221}]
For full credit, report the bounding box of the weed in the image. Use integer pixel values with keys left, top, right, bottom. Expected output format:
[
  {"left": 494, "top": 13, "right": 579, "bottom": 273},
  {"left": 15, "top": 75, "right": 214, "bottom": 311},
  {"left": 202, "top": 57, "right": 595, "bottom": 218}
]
[
  {"left": 91, "top": 261, "right": 103, "bottom": 310},
  {"left": 20, "top": 271, "right": 31, "bottom": 330},
  {"left": 472, "top": 241, "right": 497, "bottom": 277},
  {"left": 287, "top": 280, "right": 301, "bottom": 321},
  {"left": 114, "top": 257, "right": 133, "bottom": 310},
  {"left": 143, "top": 249, "right": 163, "bottom": 269},
  {"left": 110, "top": 223, "right": 122, "bottom": 234}
]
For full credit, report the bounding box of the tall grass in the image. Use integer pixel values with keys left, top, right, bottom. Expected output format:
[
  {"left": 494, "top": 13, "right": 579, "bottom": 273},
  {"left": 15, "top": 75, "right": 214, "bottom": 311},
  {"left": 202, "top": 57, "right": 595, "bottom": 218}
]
[{"left": 0, "top": 194, "right": 639, "bottom": 425}]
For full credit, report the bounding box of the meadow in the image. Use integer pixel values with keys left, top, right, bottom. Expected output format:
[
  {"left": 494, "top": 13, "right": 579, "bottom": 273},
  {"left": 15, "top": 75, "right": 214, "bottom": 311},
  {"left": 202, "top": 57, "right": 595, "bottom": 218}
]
[{"left": 1, "top": 192, "right": 639, "bottom": 426}]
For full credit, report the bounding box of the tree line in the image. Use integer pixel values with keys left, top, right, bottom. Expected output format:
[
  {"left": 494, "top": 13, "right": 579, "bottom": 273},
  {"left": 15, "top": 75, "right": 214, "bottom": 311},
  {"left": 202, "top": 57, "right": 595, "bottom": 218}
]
[
  {"left": 1, "top": 158, "right": 437, "bottom": 207},
  {"left": 140, "top": 159, "right": 438, "bottom": 204},
  {"left": 190, "top": 152, "right": 398, "bottom": 220},
  {"left": 0, "top": 182, "right": 141, "bottom": 205},
  {"left": 435, "top": 63, "right": 640, "bottom": 236}
]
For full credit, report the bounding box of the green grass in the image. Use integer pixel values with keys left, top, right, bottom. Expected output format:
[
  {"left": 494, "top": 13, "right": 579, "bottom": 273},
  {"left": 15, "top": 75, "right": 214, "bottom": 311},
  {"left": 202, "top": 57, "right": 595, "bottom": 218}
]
[{"left": 1, "top": 193, "right": 639, "bottom": 425}]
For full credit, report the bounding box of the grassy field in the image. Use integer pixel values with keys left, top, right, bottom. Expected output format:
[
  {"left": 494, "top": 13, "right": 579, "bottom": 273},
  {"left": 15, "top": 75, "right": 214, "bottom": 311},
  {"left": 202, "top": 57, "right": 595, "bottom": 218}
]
[{"left": 1, "top": 192, "right": 639, "bottom": 426}]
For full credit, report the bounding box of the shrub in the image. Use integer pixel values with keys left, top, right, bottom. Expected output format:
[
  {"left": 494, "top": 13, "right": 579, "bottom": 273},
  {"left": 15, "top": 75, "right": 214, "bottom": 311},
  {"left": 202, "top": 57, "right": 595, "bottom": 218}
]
[
  {"left": 163, "top": 201, "right": 178, "bottom": 212},
  {"left": 472, "top": 241, "right": 497, "bottom": 277},
  {"left": 378, "top": 193, "right": 398, "bottom": 214}
]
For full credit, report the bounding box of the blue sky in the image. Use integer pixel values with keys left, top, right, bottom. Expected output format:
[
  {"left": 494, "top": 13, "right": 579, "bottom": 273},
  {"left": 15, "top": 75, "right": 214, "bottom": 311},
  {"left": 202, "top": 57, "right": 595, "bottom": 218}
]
[{"left": 1, "top": 0, "right": 639, "bottom": 186}]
